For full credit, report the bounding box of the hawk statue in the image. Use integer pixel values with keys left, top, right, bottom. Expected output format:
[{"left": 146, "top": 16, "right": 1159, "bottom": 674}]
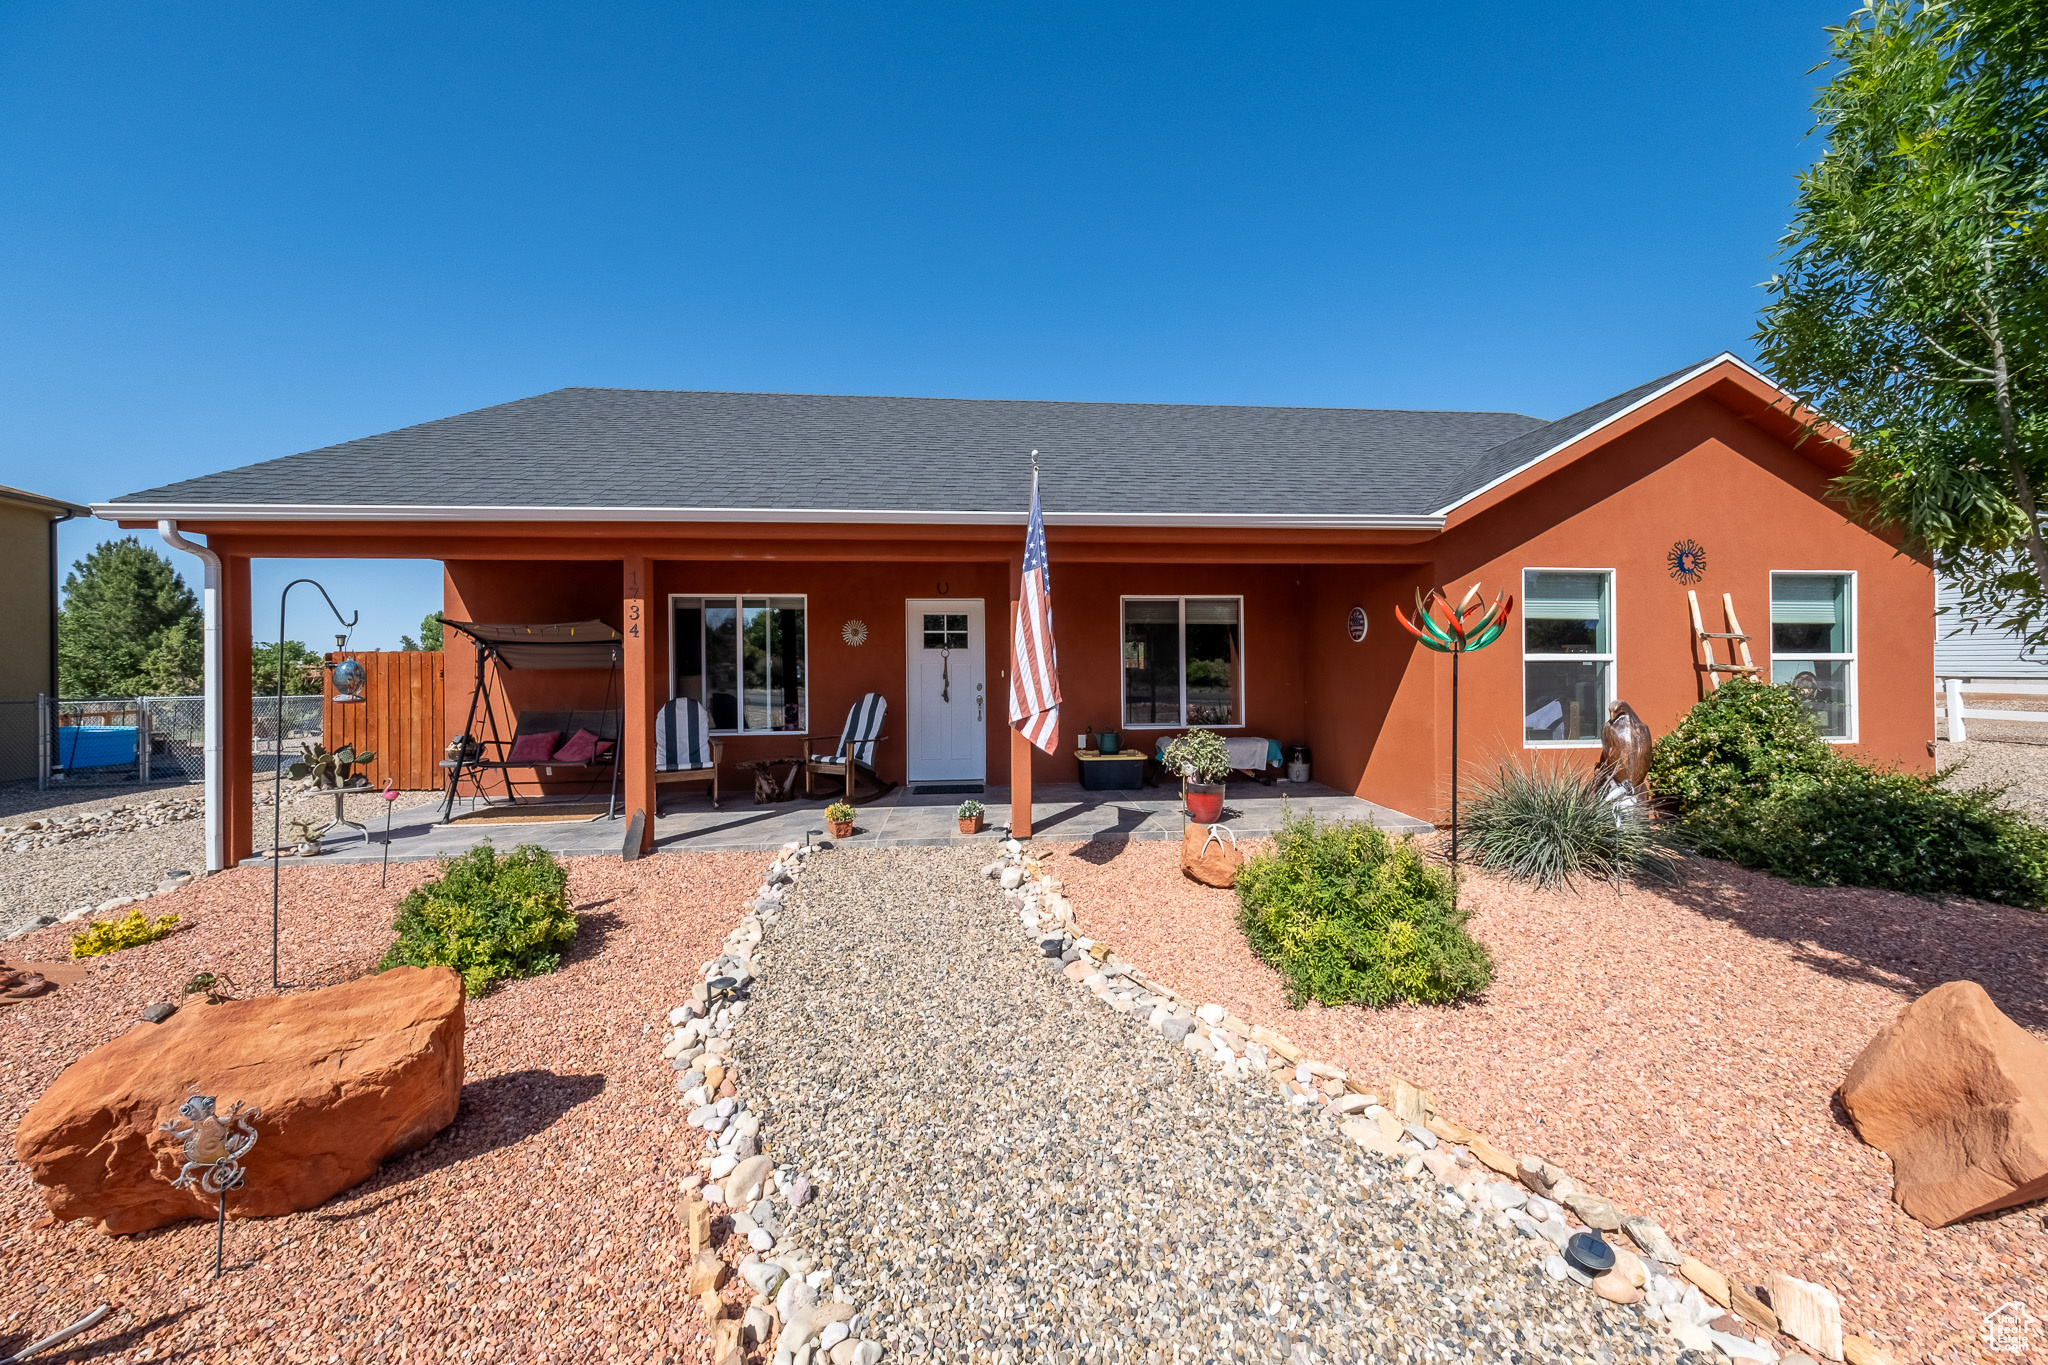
[{"left": 1596, "top": 700, "right": 1652, "bottom": 794}]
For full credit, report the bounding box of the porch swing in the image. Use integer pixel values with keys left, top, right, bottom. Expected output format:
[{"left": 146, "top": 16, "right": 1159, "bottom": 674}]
[{"left": 438, "top": 619, "right": 626, "bottom": 822}]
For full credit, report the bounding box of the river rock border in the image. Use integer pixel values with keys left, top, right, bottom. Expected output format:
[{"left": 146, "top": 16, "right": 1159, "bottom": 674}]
[
  {"left": 649, "top": 840, "right": 885, "bottom": 1365},
  {"left": 991, "top": 840, "right": 1908, "bottom": 1365}
]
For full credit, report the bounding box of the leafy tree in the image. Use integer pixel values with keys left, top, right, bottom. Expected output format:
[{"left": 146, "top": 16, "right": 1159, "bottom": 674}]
[
  {"left": 398, "top": 611, "right": 444, "bottom": 653},
  {"left": 253, "top": 640, "right": 325, "bottom": 695},
  {"left": 57, "top": 537, "right": 203, "bottom": 697},
  {"left": 1755, "top": 0, "right": 2048, "bottom": 647}
]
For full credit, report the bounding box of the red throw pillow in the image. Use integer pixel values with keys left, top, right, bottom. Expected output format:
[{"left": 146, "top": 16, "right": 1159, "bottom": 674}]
[
  {"left": 506, "top": 731, "right": 560, "bottom": 764},
  {"left": 552, "top": 729, "right": 601, "bottom": 764},
  {"left": 594, "top": 739, "right": 614, "bottom": 759}
]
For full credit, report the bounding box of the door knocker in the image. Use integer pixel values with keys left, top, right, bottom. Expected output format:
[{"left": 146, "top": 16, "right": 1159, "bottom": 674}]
[{"left": 940, "top": 643, "right": 951, "bottom": 703}]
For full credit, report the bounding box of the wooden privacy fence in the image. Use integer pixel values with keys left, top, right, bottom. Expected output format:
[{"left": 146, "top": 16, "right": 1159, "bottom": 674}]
[{"left": 322, "top": 650, "right": 447, "bottom": 791}]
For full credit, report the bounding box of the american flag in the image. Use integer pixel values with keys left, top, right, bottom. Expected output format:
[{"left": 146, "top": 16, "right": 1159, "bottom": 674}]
[{"left": 1009, "top": 462, "right": 1062, "bottom": 754}]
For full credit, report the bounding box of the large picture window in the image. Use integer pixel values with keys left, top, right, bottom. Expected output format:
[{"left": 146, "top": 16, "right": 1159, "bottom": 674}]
[
  {"left": 1770, "top": 572, "right": 1854, "bottom": 740},
  {"left": 671, "top": 596, "right": 807, "bottom": 733},
  {"left": 1121, "top": 597, "right": 1243, "bottom": 728},
  {"left": 1523, "top": 569, "right": 1612, "bottom": 745}
]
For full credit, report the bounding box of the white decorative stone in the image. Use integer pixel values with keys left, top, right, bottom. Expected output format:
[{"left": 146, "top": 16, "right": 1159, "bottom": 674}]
[{"left": 1765, "top": 1273, "right": 1843, "bottom": 1361}]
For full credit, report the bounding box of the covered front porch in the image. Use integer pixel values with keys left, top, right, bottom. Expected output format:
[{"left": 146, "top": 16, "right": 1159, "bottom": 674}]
[
  {"left": 272, "top": 777, "right": 1429, "bottom": 863},
  {"left": 177, "top": 519, "right": 1453, "bottom": 870}
]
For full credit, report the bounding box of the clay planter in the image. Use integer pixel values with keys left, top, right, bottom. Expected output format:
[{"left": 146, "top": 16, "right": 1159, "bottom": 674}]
[
  {"left": 828, "top": 818, "right": 854, "bottom": 839},
  {"left": 1185, "top": 780, "right": 1225, "bottom": 825},
  {"left": 958, "top": 815, "right": 984, "bottom": 834}
]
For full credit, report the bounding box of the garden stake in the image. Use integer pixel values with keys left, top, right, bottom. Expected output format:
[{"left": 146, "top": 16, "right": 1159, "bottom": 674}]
[
  {"left": 158, "top": 1095, "right": 260, "bottom": 1282},
  {"left": 379, "top": 779, "right": 398, "bottom": 886},
  {"left": 1394, "top": 584, "right": 1514, "bottom": 892}
]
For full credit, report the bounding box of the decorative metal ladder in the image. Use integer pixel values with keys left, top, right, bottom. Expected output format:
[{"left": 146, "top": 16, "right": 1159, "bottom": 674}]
[{"left": 1688, "top": 590, "right": 1759, "bottom": 692}]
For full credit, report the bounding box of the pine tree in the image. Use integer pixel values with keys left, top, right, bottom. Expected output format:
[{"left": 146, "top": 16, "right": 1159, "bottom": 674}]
[{"left": 57, "top": 537, "right": 203, "bottom": 697}]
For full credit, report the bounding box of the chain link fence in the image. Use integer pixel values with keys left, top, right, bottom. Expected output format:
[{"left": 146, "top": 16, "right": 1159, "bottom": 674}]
[{"left": 1, "top": 694, "right": 327, "bottom": 790}]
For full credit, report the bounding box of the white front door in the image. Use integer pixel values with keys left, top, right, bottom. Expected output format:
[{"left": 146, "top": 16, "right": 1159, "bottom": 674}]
[{"left": 904, "top": 599, "right": 986, "bottom": 784}]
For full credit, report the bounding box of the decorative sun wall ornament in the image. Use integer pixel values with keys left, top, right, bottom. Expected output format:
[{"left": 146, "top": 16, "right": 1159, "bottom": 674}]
[
  {"left": 840, "top": 619, "right": 869, "bottom": 647},
  {"left": 1347, "top": 606, "right": 1368, "bottom": 643},
  {"left": 1667, "top": 539, "right": 1707, "bottom": 584}
]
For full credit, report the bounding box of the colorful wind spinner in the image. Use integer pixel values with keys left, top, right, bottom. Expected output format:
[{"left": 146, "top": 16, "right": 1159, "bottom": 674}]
[{"left": 1393, "top": 584, "right": 1514, "bottom": 654}]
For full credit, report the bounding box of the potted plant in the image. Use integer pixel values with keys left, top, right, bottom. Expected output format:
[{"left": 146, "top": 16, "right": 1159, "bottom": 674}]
[
  {"left": 956, "top": 798, "right": 985, "bottom": 834},
  {"left": 825, "top": 801, "right": 856, "bottom": 839},
  {"left": 285, "top": 814, "right": 326, "bottom": 856},
  {"left": 1163, "top": 727, "right": 1231, "bottom": 824},
  {"left": 289, "top": 741, "right": 378, "bottom": 790}
]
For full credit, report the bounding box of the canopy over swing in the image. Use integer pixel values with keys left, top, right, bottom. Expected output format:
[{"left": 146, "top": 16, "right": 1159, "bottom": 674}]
[{"left": 440, "top": 620, "right": 626, "bottom": 820}]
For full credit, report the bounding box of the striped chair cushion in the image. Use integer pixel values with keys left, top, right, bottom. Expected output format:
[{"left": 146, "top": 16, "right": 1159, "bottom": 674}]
[
  {"left": 835, "top": 693, "right": 887, "bottom": 767},
  {"left": 655, "top": 698, "right": 716, "bottom": 772}
]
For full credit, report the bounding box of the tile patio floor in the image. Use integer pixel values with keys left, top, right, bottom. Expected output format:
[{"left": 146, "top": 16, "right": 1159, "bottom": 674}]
[{"left": 279, "top": 778, "right": 1431, "bottom": 865}]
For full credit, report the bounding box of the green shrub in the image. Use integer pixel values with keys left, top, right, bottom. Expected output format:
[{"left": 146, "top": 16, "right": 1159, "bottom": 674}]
[
  {"left": 1692, "top": 764, "right": 2048, "bottom": 906},
  {"left": 1235, "top": 811, "right": 1491, "bottom": 1007},
  {"left": 1461, "top": 759, "right": 1676, "bottom": 889},
  {"left": 1162, "top": 728, "right": 1231, "bottom": 783},
  {"left": 1647, "top": 678, "right": 1836, "bottom": 817},
  {"left": 379, "top": 841, "right": 577, "bottom": 996},
  {"left": 1651, "top": 679, "right": 2048, "bottom": 907},
  {"left": 70, "top": 909, "right": 180, "bottom": 959}
]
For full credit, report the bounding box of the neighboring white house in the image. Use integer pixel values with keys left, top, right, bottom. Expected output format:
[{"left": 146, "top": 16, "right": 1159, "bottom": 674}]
[{"left": 1936, "top": 568, "right": 2048, "bottom": 683}]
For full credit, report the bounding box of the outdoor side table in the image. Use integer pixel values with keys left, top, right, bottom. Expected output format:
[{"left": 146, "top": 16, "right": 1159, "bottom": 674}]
[{"left": 1074, "top": 749, "right": 1147, "bottom": 791}]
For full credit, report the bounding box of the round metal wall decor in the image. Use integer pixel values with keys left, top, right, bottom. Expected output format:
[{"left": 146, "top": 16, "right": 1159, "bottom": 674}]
[
  {"left": 1667, "top": 539, "right": 1707, "bottom": 584},
  {"left": 840, "top": 619, "right": 869, "bottom": 647},
  {"left": 1346, "top": 606, "right": 1369, "bottom": 643}
]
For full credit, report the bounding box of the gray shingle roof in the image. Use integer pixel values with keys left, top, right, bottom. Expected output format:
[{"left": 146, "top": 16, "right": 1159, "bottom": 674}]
[
  {"left": 103, "top": 357, "right": 1736, "bottom": 524},
  {"left": 1423, "top": 358, "right": 1721, "bottom": 514}
]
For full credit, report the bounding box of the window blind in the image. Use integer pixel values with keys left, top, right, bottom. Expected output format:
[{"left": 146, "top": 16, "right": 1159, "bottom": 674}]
[
  {"left": 1771, "top": 575, "right": 1846, "bottom": 625},
  {"left": 1524, "top": 572, "right": 1607, "bottom": 620}
]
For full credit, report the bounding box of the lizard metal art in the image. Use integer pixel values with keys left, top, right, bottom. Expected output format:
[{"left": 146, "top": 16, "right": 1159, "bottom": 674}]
[{"left": 161, "top": 1094, "right": 260, "bottom": 1195}]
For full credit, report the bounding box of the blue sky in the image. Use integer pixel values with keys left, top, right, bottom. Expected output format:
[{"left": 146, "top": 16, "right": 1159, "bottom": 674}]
[{"left": 1, "top": 1, "right": 1844, "bottom": 649}]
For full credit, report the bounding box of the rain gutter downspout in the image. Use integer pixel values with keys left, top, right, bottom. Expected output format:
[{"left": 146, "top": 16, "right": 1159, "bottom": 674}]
[{"left": 157, "top": 520, "right": 223, "bottom": 873}]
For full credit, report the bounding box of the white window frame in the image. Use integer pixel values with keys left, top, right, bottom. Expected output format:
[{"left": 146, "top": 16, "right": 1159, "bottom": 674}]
[
  {"left": 1768, "top": 570, "right": 1858, "bottom": 744},
  {"left": 1117, "top": 595, "right": 1248, "bottom": 730},
  {"left": 667, "top": 593, "right": 810, "bottom": 736},
  {"left": 1521, "top": 567, "right": 1617, "bottom": 750}
]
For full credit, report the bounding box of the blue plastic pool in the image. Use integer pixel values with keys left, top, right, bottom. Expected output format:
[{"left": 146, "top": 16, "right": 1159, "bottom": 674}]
[{"left": 56, "top": 725, "right": 137, "bottom": 769}]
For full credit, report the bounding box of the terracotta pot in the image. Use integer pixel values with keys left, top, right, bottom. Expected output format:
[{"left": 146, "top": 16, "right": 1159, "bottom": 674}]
[
  {"left": 1185, "top": 781, "right": 1225, "bottom": 825},
  {"left": 958, "top": 815, "right": 984, "bottom": 834},
  {"left": 828, "top": 818, "right": 854, "bottom": 839}
]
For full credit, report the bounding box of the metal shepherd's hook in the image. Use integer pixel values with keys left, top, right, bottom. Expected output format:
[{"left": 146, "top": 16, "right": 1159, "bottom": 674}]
[{"left": 271, "top": 579, "right": 357, "bottom": 992}]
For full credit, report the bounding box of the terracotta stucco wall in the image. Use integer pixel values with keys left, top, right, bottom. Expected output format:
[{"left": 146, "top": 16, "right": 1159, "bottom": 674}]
[
  {"left": 441, "top": 557, "right": 1315, "bottom": 791},
  {"left": 1304, "top": 395, "right": 1933, "bottom": 821}
]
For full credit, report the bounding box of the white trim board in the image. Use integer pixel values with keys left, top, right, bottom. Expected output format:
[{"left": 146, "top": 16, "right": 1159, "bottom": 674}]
[{"left": 96, "top": 501, "right": 1447, "bottom": 531}]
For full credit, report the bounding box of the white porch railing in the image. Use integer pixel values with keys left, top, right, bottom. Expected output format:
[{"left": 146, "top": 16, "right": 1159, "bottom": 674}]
[{"left": 1939, "top": 677, "right": 2048, "bottom": 742}]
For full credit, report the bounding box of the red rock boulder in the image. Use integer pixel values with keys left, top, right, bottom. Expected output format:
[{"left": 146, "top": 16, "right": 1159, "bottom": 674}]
[
  {"left": 14, "top": 965, "right": 464, "bottom": 1233},
  {"left": 1181, "top": 823, "right": 1241, "bottom": 888},
  {"left": 1839, "top": 980, "right": 2048, "bottom": 1227}
]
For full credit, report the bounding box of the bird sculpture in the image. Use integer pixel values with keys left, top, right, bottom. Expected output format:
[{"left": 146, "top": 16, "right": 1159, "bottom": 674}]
[{"left": 1597, "top": 700, "right": 1652, "bottom": 795}]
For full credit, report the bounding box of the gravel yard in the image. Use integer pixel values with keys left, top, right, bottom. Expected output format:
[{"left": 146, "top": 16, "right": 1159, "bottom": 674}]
[
  {"left": 1050, "top": 838, "right": 2048, "bottom": 1363},
  {"left": 737, "top": 844, "right": 1670, "bottom": 1365},
  {"left": 0, "top": 845, "right": 772, "bottom": 1365},
  {"left": 0, "top": 782, "right": 438, "bottom": 942}
]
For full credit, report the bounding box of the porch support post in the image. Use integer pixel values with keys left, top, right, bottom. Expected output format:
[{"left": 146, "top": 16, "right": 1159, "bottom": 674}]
[
  {"left": 220, "top": 554, "right": 256, "bottom": 864},
  {"left": 1007, "top": 554, "right": 1032, "bottom": 838},
  {"left": 622, "top": 554, "right": 657, "bottom": 854}
]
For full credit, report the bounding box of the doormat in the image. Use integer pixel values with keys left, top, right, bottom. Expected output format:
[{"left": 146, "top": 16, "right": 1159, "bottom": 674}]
[
  {"left": 912, "top": 783, "right": 985, "bottom": 795},
  {"left": 448, "top": 803, "right": 614, "bottom": 825}
]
